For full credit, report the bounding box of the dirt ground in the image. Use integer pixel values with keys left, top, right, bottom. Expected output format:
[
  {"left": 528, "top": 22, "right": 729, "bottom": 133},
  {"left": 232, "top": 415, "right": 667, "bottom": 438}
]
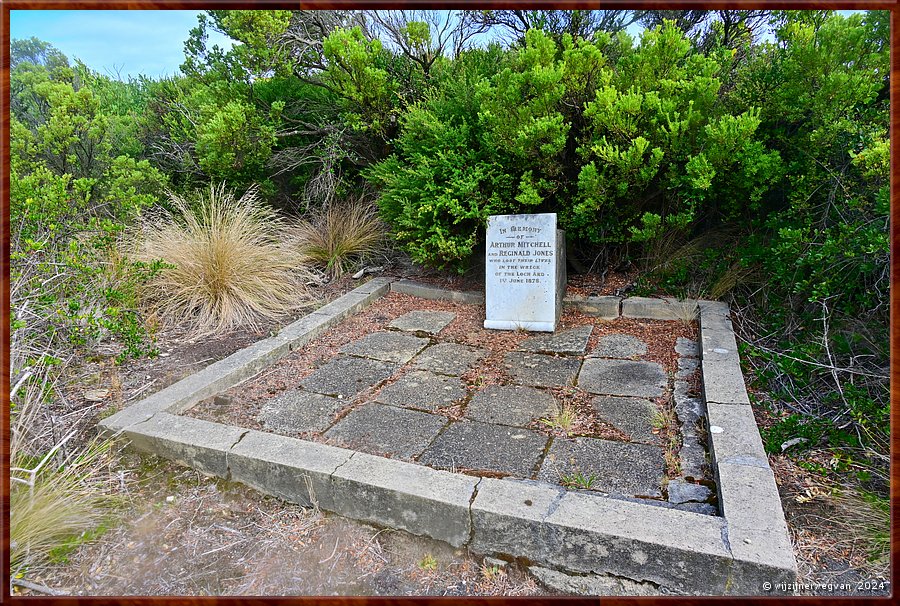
[
  {"left": 30, "top": 454, "right": 545, "bottom": 597},
  {"left": 16, "top": 267, "right": 891, "bottom": 597}
]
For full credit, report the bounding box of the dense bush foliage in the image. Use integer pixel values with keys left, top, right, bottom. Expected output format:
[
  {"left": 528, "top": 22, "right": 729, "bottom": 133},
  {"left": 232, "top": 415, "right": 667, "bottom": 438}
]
[{"left": 9, "top": 9, "right": 890, "bottom": 468}]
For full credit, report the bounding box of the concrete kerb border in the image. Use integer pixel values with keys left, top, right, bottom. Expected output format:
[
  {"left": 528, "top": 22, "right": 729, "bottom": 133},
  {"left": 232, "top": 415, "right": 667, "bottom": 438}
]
[{"left": 98, "top": 279, "right": 796, "bottom": 595}]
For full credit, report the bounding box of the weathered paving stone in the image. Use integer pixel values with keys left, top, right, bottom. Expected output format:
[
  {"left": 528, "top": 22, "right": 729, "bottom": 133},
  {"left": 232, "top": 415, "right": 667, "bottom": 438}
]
[
  {"left": 667, "top": 479, "right": 713, "bottom": 504},
  {"left": 300, "top": 355, "right": 397, "bottom": 398},
  {"left": 675, "top": 393, "right": 706, "bottom": 433},
  {"left": 591, "top": 396, "right": 661, "bottom": 445},
  {"left": 679, "top": 442, "right": 708, "bottom": 481},
  {"left": 418, "top": 421, "right": 548, "bottom": 477},
  {"left": 466, "top": 385, "right": 557, "bottom": 427},
  {"left": 375, "top": 370, "right": 466, "bottom": 412},
  {"left": 388, "top": 310, "right": 456, "bottom": 335},
  {"left": 590, "top": 334, "right": 648, "bottom": 359},
  {"left": 517, "top": 326, "right": 594, "bottom": 356},
  {"left": 578, "top": 358, "right": 666, "bottom": 398},
  {"left": 538, "top": 437, "right": 665, "bottom": 498},
  {"left": 503, "top": 352, "right": 581, "bottom": 388},
  {"left": 676, "top": 356, "right": 699, "bottom": 379},
  {"left": 675, "top": 337, "right": 700, "bottom": 358},
  {"left": 258, "top": 390, "right": 345, "bottom": 433},
  {"left": 340, "top": 331, "right": 429, "bottom": 364},
  {"left": 323, "top": 403, "right": 447, "bottom": 459},
  {"left": 413, "top": 342, "right": 488, "bottom": 376}
]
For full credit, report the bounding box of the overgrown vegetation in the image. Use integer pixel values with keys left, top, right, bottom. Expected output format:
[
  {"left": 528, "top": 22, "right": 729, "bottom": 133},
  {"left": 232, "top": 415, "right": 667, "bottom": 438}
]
[
  {"left": 134, "top": 184, "right": 314, "bottom": 335},
  {"left": 8, "top": 9, "right": 889, "bottom": 582}
]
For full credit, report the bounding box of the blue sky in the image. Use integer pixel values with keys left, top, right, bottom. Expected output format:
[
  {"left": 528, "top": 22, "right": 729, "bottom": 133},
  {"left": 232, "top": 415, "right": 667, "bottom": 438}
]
[
  {"left": 10, "top": 9, "right": 865, "bottom": 81},
  {"left": 10, "top": 10, "right": 234, "bottom": 79}
]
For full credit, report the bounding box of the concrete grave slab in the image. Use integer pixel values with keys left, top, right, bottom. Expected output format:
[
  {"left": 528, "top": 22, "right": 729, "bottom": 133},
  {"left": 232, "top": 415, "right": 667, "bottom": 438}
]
[
  {"left": 413, "top": 342, "right": 488, "bottom": 376},
  {"left": 418, "top": 420, "right": 548, "bottom": 477},
  {"left": 466, "top": 385, "right": 558, "bottom": 427},
  {"left": 375, "top": 370, "right": 466, "bottom": 412},
  {"left": 101, "top": 281, "right": 797, "bottom": 595},
  {"left": 538, "top": 437, "right": 665, "bottom": 498},
  {"left": 578, "top": 358, "right": 666, "bottom": 398},
  {"left": 590, "top": 334, "right": 648, "bottom": 359},
  {"left": 300, "top": 355, "right": 397, "bottom": 399},
  {"left": 517, "top": 325, "right": 593, "bottom": 356},
  {"left": 388, "top": 310, "right": 456, "bottom": 335},
  {"left": 591, "top": 396, "right": 661, "bottom": 445},
  {"left": 258, "top": 390, "right": 345, "bottom": 434},
  {"left": 323, "top": 403, "right": 447, "bottom": 459},
  {"left": 340, "top": 331, "right": 429, "bottom": 364},
  {"left": 503, "top": 352, "right": 581, "bottom": 388}
]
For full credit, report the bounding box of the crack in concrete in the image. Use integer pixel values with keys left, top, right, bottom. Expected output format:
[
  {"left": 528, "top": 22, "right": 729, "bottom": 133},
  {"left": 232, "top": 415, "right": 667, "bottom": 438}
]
[
  {"left": 330, "top": 450, "right": 357, "bottom": 477},
  {"left": 542, "top": 486, "right": 567, "bottom": 522},
  {"left": 229, "top": 429, "right": 250, "bottom": 451},
  {"left": 464, "top": 477, "right": 483, "bottom": 546}
]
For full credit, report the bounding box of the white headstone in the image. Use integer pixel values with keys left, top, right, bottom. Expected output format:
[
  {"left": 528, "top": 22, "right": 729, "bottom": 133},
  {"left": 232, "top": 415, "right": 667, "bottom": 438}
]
[{"left": 484, "top": 213, "right": 565, "bottom": 332}]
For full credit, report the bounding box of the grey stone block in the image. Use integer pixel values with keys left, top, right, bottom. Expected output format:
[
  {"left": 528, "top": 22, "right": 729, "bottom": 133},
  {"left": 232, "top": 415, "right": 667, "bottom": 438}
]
[
  {"left": 538, "top": 437, "right": 665, "bottom": 497},
  {"left": 314, "top": 288, "right": 383, "bottom": 320},
  {"left": 352, "top": 276, "right": 394, "bottom": 295},
  {"left": 375, "top": 370, "right": 466, "bottom": 412},
  {"left": 470, "top": 478, "right": 564, "bottom": 558},
  {"left": 679, "top": 443, "right": 708, "bottom": 481},
  {"left": 591, "top": 396, "right": 661, "bottom": 445},
  {"left": 701, "top": 328, "right": 740, "bottom": 358},
  {"left": 701, "top": 356, "right": 751, "bottom": 405},
  {"left": 341, "top": 331, "right": 429, "bottom": 364},
  {"left": 676, "top": 356, "right": 699, "bottom": 379},
  {"left": 517, "top": 326, "right": 594, "bottom": 356},
  {"left": 330, "top": 451, "right": 479, "bottom": 547},
  {"left": 706, "top": 402, "right": 768, "bottom": 465},
  {"left": 590, "top": 334, "right": 648, "bottom": 359},
  {"left": 391, "top": 279, "right": 484, "bottom": 304},
  {"left": 258, "top": 390, "right": 345, "bottom": 434},
  {"left": 528, "top": 565, "right": 660, "bottom": 596},
  {"left": 716, "top": 462, "right": 788, "bottom": 534},
  {"left": 563, "top": 296, "right": 620, "bottom": 319},
  {"left": 388, "top": 310, "right": 456, "bottom": 335},
  {"left": 716, "top": 462, "right": 797, "bottom": 594},
  {"left": 622, "top": 297, "right": 698, "bottom": 322},
  {"left": 123, "top": 413, "right": 244, "bottom": 478},
  {"left": 300, "top": 355, "right": 397, "bottom": 398},
  {"left": 466, "top": 385, "right": 557, "bottom": 427},
  {"left": 699, "top": 300, "right": 733, "bottom": 332},
  {"left": 275, "top": 312, "right": 336, "bottom": 347},
  {"left": 418, "top": 421, "right": 548, "bottom": 478},
  {"left": 676, "top": 337, "right": 700, "bottom": 358},
  {"left": 413, "top": 342, "right": 488, "bottom": 376},
  {"left": 99, "top": 396, "right": 171, "bottom": 435},
  {"left": 323, "top": 403, "right": 448, "bottom": 459},
  {"left": 726, "top": 527, "right": 797, "bottom": 595},
  {"left": 667, "top": 479, "right": 713, "bottom": 505},
  {"left": 228, "top": 429, "right": 350, "bottom": 510},
  {"left": 675, "top": 393, "right": 706, "bottom": 430},
  {"left": 578, "top": 358, "right": 666, "bottom": 398},
  {"left": 543, "top": 491, "right": 732, "bottom": 595},
  {"left": 503, "top": 352, "right": 581, "bottom": 388}
]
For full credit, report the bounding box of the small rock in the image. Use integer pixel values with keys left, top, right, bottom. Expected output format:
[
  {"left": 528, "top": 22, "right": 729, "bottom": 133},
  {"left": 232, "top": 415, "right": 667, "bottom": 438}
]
[
  {"left": 667, "top": 479, "right": 713, "bottom": 505},
  {"left": 84, "top": 388, "right": 109, "bottom": 402},
  {"left": 165, "top": 496, "right": 175, "bottom": 503}
]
